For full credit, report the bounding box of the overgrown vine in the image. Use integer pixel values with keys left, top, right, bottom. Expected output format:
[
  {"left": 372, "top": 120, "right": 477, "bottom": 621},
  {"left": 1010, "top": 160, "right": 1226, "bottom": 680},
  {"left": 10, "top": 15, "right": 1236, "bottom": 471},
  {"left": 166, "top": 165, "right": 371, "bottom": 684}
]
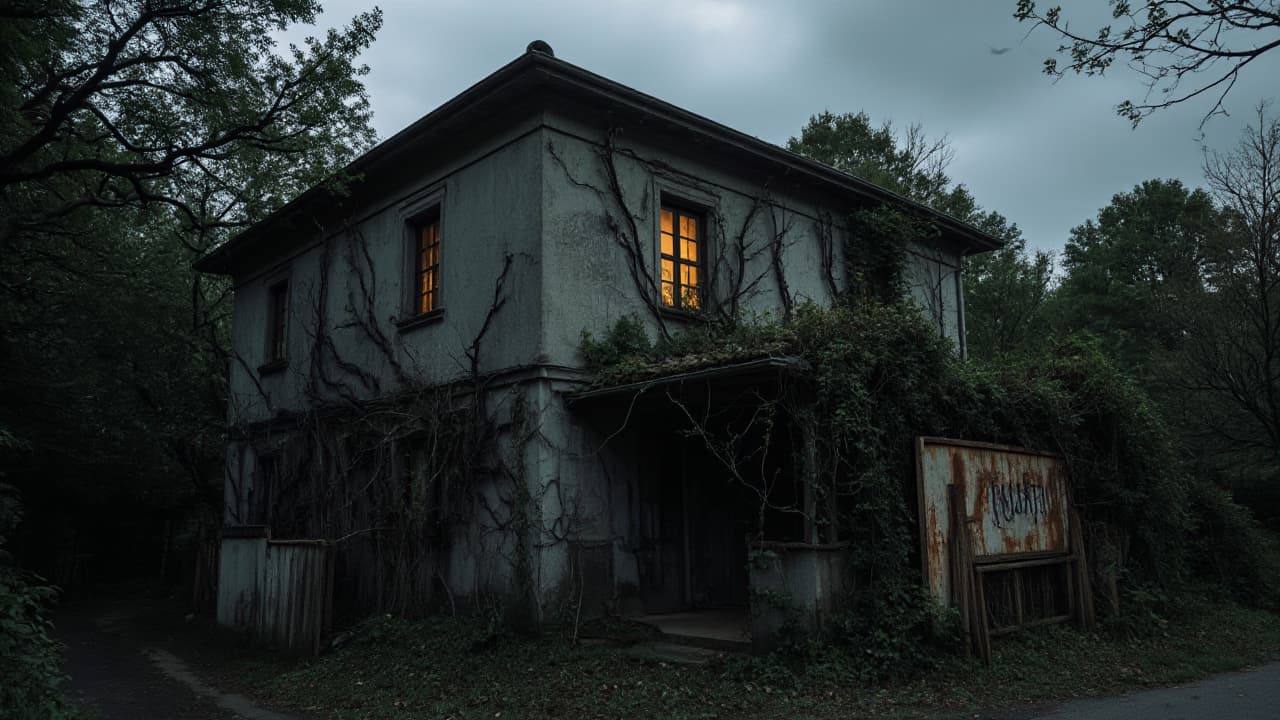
[{"left": 224, "top": 220, "right": 584, "bottom": 620}]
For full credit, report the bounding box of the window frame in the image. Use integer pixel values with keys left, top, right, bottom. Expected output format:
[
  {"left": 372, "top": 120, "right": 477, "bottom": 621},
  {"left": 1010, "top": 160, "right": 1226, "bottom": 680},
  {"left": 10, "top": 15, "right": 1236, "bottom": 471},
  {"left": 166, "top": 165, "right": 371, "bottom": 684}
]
[
  {"left": 658, "top": 199, "right": 709, "bottom": 314},
  {"left": 260, "top": 277, "right": 290, "bottom": 373},
  {"left": 411, "top": 208, "right": 443, "bottom": 316},
  {"left": 397, "top": 186, "right": 447, "bottom": 332}
]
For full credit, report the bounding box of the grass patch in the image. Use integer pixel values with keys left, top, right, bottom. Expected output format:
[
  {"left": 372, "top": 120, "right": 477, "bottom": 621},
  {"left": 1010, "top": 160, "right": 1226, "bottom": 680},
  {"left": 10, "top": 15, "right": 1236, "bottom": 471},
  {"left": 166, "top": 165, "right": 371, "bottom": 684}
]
[{"left": 212, "top": 598, "right": 1280, "bottom": 720}]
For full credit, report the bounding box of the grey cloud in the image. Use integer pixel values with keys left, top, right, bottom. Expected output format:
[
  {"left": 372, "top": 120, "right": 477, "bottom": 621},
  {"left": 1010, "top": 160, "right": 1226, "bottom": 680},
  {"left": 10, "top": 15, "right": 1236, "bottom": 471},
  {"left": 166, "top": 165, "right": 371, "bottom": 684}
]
[{"left": 303, "top": 0, "right": 1280, "bottom": 254}]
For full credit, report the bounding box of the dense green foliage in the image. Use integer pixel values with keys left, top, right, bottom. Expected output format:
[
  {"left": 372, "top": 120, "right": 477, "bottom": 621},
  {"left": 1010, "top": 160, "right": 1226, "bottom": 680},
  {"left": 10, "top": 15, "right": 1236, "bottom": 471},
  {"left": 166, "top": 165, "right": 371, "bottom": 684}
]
[
  {"left": 0, "top": 476, "right": 77, "bottom": 720},
  {"left": 200, "top": 601, "right": 1280, "bottom": 719},
  {"left": 792, "top": 103, "right": 1280, "bottom": 529},
  {"left": 1047, "top": 134, "right": 1280, "bottom": 520},
  {"left": 844, "top": 206, "right": 916, "bottom": 303},
  {"left": 0, "top": 568, "right": 75, "bottom": 720},
  {"left": 787, "top": 110, "right": 1017, "bottom": 233},
  {"left": 1193, "top": 111, "right": 1280, "bottom": 482},
  {"left": 963, "top": 236, "right": 1055, "bottom": 359},
  {"left": 0, "top": 5, "right": 381, "bottom": 710},
  {"left": 786, "top": 111, "right": 969, "bottom": 215},
  {"left": 1013, "top": 0, "right": 1280, "bottom": 512},
  {"left": 0, "top": 0, "right": 380, "bottom": 236},
  {"left": 0, "top": 1, "right": 380, "bottom": 584},
  {"left": 1055, "top": 179, "right": 1222, "bottom": 382},
  {"left": 786, "top": 109, "right": 1045, "bottom": 361},
  {"left": 583, "top": 299, "right": 1278, "bottom": 674}
]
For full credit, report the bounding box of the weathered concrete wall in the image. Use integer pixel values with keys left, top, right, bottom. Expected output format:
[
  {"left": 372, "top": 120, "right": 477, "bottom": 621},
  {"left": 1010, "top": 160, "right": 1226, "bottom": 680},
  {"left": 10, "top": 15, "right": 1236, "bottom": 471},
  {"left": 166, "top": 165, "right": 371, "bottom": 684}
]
[
  {"left": 225, "top": 117, "right": 546, "bottom": 427},
  {"left": 538, "top": 109, "right": 966, "bottom": 365},
  {"left": 540, "top": 112, "right": 841, "bottom": 365},
  {"left": 520, "top": 378, "right": 647, "bottom": 619},
  {"left": 749, "top": 542, "right": 850, "bottom": 650},
  {"left": 221, "top": 378, "right": 572, "bottom": 623},
  {"left": 905, "top": 241, "right": 965, "bottom": 348},
  {"left": 219, "top": 117, "right": 563, "bottom": 620}
]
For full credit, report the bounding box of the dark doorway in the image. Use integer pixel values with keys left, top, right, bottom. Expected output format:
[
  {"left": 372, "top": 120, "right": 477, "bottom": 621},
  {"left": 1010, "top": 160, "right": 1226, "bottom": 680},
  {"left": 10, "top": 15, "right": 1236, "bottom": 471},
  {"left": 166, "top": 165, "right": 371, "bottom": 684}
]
[
  {"left": 566, "top": 356, "right": 810, "bottom": 638},
  {"left": 638, "top": 429, "right": 789, "bottom": 614}
]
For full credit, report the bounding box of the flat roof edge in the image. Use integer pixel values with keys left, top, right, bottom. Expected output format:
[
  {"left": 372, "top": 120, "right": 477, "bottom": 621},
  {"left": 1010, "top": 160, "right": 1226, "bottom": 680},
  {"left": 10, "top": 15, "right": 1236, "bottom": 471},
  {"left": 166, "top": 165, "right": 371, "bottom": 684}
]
[{"left": 195, "top": 49, "right": 1006, "bottom": 275}]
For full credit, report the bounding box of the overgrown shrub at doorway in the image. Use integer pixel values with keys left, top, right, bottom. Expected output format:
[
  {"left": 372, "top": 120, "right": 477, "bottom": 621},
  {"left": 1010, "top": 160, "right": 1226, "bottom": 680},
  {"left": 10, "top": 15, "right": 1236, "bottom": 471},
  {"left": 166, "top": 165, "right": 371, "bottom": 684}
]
[{"left": 582, "top": 301, "right": 1278, "bottom": 677}]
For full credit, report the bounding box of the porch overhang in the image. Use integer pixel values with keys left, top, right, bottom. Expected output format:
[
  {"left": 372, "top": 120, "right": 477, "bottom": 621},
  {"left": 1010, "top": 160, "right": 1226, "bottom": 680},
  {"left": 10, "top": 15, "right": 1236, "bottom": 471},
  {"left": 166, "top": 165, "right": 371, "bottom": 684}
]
[{"left": 563, "top": 356, "right": 809, "bottom": 407}]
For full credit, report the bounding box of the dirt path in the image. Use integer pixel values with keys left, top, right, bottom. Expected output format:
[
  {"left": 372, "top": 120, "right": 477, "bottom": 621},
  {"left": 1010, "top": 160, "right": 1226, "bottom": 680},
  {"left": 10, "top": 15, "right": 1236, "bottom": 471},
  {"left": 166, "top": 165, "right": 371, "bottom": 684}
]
[{"left": 58, "top": 595, "right": 305, "bottom": 720}]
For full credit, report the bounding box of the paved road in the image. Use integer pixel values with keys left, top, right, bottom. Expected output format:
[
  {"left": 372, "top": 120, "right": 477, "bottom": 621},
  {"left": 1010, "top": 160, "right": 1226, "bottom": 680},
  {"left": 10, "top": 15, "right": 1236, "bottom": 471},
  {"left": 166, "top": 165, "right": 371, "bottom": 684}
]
[
  {"left": 59, "top": 601, "right": 303, "bottom": 720},
  {"left": 61, "top": 607, "right": 234, "bottom": 720},
  {"left": 1023, "top": 661, "right": 1280, "bottom": 720}
]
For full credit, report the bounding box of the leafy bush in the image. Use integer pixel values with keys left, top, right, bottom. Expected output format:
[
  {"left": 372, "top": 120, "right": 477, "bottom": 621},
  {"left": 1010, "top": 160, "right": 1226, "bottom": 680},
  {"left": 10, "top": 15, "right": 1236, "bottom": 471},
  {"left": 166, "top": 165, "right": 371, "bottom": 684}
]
[
  {"left": 823, "top": 585, "right": 963, "bottom": 680},
  {"left": 579, "top": 314, "right": 651, "bottom": 370},
  {"left": 789, "top": 307, "right": 1217, "bottom": 631},
  {"left": 0, "top": 481, "right": 77, "bottom": 720},
  {"left": 1187, "top": 481, "right": 1280, "bottom": 609},
  {"left": 0, "top": 568, "right": 76, "bottom": 720},
  {"left": 581, "top": 301, "right": 1273, "bottom": 673}
]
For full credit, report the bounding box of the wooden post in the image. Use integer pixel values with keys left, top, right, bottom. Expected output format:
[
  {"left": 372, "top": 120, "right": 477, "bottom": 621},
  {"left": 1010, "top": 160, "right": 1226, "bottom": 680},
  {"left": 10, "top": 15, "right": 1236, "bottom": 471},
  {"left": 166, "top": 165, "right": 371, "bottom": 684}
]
[
  {"left": 946, "top": 484, "right": 971, "bottom": 654},
  {"left": 1068, "top": 507, "right": 1096, "bottom": 631},
  {"left": 947, "top": 484, "right": 989, "bottom": 662},
  {"left": 1013, "top": 570, "right": 1024, "bottom": 628},
  {"left": 972, "top": 553, "right": 992, "bottom": 663}
]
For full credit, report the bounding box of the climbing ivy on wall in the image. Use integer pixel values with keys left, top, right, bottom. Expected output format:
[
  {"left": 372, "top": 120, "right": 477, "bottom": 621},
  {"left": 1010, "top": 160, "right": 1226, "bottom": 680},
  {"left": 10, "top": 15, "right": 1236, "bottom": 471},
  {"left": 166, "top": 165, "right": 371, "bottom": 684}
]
[
  {"left": 228, "top": 222, "right": 589, "bottom": 625},
  {"left": 843, "top": 206, "right": 932, "bottom": 304}
]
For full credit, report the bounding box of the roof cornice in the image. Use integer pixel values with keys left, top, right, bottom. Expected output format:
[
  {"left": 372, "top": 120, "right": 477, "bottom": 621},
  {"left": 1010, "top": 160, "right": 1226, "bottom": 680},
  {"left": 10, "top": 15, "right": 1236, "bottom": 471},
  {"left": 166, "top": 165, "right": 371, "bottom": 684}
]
[{"left": 195, "top": 47, "right": 1002, "bottom": 274}]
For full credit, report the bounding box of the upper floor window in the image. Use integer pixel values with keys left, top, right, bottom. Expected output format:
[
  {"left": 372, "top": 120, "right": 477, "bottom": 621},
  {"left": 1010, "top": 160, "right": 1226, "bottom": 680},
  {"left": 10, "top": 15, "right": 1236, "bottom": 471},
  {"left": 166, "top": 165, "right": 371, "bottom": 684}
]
[
  {"left": 413, "top": 210, "right": 442, "bottom": 315},
  {"left": 660, "top": 204, "right": 703, "bottom": 311},
  {"left": 266, "top": 279, "right": 289, "bottom": 363}
]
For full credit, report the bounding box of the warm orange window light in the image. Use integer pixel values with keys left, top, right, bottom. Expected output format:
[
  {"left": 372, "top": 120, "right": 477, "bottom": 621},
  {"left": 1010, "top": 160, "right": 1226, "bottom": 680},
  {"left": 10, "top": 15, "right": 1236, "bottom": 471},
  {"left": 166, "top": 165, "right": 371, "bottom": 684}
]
[
  {"left": 660, "top": 206, "right": 702, "bottom": 310},
  {"left": 415, "top": 214, "right": 441, "bottom": 314}
]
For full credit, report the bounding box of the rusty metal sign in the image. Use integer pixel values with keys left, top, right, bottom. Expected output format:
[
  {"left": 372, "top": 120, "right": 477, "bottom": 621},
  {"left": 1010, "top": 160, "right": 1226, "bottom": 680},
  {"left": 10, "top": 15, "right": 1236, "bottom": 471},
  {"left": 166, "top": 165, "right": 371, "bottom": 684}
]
[{"left": 916, "top": 437, "right": 1070, "bottom": 605}]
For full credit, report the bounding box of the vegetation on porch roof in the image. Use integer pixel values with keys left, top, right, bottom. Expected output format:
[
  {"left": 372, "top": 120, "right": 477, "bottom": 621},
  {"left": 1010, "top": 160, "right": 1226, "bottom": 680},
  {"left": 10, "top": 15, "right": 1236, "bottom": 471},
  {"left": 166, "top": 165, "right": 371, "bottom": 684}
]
[{"left": 577, "top": 314, "right": 799, "bottom": 390}]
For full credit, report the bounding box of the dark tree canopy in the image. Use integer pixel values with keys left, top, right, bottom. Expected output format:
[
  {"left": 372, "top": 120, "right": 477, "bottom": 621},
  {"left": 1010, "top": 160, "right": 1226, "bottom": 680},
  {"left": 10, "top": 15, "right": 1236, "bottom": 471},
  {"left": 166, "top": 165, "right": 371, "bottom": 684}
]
[
  {"left": 964, "top": 236, "right": 1055, "bottom": 359},
  {"left": 787, "top": 110, "right": 1025, "bottom": 237},
  {"left": 787, "top": 110, "right": 1048, "bottom": 359},
  {"left": 787, "top": 111, "right": 969, "bottom": 217},
  {"left": 1055, "top": 178, "right": 1223, "bottom": 376},
  {"left": 0, "top": 0, "right": 382, "bottom": 584},
  {"left": 1192, "top": 106, "right": 1280, "bottom": 468},
  {"left": 1015, "top": 0, "right": 1280, "bottom": 125},
  {"left": 0, "top": 0, "right": 381, "bottom": 248}
]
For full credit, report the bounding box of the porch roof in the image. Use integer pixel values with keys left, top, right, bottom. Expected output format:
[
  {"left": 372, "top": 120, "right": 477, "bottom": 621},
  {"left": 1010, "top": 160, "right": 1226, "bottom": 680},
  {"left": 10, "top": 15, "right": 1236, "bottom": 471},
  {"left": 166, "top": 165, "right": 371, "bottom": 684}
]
[{"left": 564, "top": 356, "right": 808, "bottom": 406}]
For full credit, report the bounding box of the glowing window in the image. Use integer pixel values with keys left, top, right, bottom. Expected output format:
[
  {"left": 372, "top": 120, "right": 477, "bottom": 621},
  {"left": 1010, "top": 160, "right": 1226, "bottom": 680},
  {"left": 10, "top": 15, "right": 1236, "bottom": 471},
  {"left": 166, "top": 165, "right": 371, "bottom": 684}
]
[
  {"left": 414, "top": 211, "right": 442, "bottom": 315},
  {"left": 660, "top": 205, "right": 703, "bottom": 310},
  {"left": 266, "top": 280, "right": 289, "bottom": 362}
]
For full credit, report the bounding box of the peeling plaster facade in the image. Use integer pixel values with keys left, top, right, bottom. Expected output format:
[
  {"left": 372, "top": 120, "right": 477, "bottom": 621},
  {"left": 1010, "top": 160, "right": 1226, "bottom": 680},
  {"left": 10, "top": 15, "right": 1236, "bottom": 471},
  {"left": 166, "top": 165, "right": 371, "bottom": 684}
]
[{"left": 198, "top": 46, "right": 999, "bottom": 637}]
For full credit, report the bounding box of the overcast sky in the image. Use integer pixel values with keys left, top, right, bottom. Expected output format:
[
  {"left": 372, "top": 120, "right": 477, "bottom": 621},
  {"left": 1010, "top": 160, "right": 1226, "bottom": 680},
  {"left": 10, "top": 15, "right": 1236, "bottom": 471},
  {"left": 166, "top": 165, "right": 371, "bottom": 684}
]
[{"left": 302, "top": 1, "right": 1280, "bottom": 257}]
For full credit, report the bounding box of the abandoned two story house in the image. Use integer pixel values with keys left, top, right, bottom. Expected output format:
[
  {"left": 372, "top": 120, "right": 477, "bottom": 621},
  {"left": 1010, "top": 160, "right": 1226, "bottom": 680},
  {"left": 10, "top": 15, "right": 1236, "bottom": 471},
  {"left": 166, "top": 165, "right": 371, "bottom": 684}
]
[{"left": 196, "top": 42, "right": 1002, "bottom": 650}]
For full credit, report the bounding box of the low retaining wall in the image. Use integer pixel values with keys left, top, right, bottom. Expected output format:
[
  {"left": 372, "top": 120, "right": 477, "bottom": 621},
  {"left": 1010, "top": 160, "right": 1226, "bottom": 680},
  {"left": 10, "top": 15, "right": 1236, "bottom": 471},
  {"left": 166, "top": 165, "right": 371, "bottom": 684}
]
[{"left": 748, "top": 541, "right": 850, "bottom": 650}]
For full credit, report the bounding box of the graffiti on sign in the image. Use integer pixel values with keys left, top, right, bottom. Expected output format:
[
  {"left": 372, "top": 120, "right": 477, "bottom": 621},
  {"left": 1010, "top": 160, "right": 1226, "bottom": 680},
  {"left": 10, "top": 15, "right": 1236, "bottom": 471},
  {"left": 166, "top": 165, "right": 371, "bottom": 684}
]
[
  {"left": 916, "top": 438, "right": 1070, "bottom": 605},
  {"left": 986, "top": 473, "right": 1050, "bottom": 529}
]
